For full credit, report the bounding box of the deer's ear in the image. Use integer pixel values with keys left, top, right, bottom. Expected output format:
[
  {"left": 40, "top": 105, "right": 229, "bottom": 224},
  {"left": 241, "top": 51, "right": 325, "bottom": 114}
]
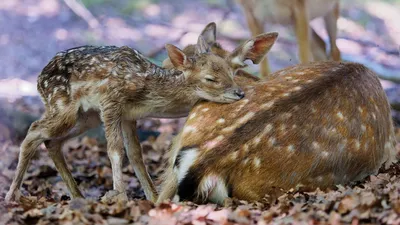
[
  {"left": 228, "top": 32, "right": 278, "bottom": 69},
  {"left": 165, "top": 44, "right": 191, "bottom": 69},
  {"left": 200, "top": 22, "right": 217, "bottom": 44},
  {"left": 195, "top": 35, "right": 211, "bottom": 55}
]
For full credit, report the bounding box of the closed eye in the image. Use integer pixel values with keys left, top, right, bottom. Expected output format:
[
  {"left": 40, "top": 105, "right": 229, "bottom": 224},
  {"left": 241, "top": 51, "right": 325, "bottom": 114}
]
[{"left": 205, "top": 75, "right": 217, "bottom": 83}]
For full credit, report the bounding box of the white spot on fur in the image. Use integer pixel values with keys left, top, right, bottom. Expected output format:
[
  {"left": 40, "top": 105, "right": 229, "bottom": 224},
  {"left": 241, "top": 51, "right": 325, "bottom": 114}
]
[
  {"left": 283, "top": 93, "right": 290, "bottom": 97},
  {"left": 261, "top": 101, "right": 275, "bottom": 109},
  {"left": 268, "top": 137, "right": 276, "bottom": 146},
  {"left": 201, "top": 108, "right": 209, "bottom": 112},
  {"left": 321, "top": 151, "right": 329, "bottom": 157},
  {"left": 44, "top": 81, "right": 48, "bottom": 88},
  {"left": 177, "top": 148, "right": 198, "bottom": 182},
  {"left": 230, "top": 151, "right": 238, "bottom": 160},
  {"left": 253, "top": 137, "right": 261, "bottom": 145},
  {"left": 287, "top": 145, "right": 295, "bottom": 152},
  {"left": 204, "top": 135, "right": 225, "bottom": 150},
  {"left": 183, "top": 125, "right": 196, "bottom": 134},
  {"left": 337, "top": 112, "right": 344, "bottom": 120},
  {"left": 354, "top": 141, "right": 360, "bottom": 150},
  {"left": 56, "top": 100, "right": 64, "bottom": 109},
  {"left": 253, "top": 158, "right": 261, "bottom": 168},
  {"left": 56, "top": 76, "right": 62, "bottom": 81},
  {"left": 372, "top": 113, "right": 376, "bottom": 120},
  {"left": 53, "top": 87, "right": 59, "bottom": 95},
  {"left": 243, "top": 144, "right": 249, "bottom": 152},
  {"left": 243, "top": 158, "right": 249, "bottom": 165},
  {"left": 312, "top": 142, "right": 320, "bottom": 150},
  {"left": 293, "top": 86, "right": 302, "bottom": 91},
  {"left": 361, "top": 125, "right": 366, "bottom": 132},
  {"left": 222, "top": 112, "right": 255, "bottom": 132},
  {"left": 189, "top": 113, "right": 196, "bottom": 120},
  {"left": 306, "top": 80, "right": 313, "bottom": 83},
  {"left": 217, "top": 118, "right": 225, "bottom": 124},
  {"left": 291, "top": 79, "right": 300, "bottom": 83},
  {"left": 358, "top": 107, "right": 364, "bottom": 113}
]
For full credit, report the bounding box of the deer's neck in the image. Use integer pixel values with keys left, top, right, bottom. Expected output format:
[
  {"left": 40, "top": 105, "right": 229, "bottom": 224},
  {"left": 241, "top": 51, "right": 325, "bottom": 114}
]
[
  {"left": 124, "top": 74, "right": 199, "bottom": 119},
  {"left": 128, "top": 47, "right": 183, "bottom": 78}
]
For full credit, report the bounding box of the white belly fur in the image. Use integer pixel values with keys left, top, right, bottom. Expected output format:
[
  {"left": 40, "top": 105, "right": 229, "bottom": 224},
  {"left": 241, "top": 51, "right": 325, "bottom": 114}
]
[{"left": 253, "top": 0, "right": 339, "bottom": 24}]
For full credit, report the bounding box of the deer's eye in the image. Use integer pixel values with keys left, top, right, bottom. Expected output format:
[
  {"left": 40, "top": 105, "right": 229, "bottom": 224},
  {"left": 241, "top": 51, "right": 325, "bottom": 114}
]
[{"left": 205, "top": 75, "right": 217, "bottom": 83}]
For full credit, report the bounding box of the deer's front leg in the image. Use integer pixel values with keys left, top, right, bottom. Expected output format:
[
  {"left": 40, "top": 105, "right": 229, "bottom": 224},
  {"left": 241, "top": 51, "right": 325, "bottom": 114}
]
[
  {"left": 100, "top": 106, "right": 128, "bottom": 203},
  {"left": 122, "top": 120, "right": 158, "bottom": 202}
]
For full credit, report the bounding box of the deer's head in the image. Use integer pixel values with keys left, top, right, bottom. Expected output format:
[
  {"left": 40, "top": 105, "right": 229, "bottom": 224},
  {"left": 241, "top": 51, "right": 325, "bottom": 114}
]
[{"left": 164, "top": 22, "right": 278, "bottom": 103}]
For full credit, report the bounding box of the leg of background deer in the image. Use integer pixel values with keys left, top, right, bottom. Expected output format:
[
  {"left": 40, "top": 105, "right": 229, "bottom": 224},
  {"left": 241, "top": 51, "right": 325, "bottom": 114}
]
[
  {"left": 122, "top": 120, "right": 157, "bottom": 202},
  {"left": 310, "top": 28, "right": 328, "bottom": 61},
  {"left": 5, "top": 121, "right": 45, "bottom": 202},
  {"left": 293, "top": 0, "right": 311, "bottom": 63},
  {"left": 101, "top": 106, "right": 128, "bottom": 202},
  {"left": 324, "top": 1, "right": 341, "bottom": 61},
  {"left": 240, "top": 1, "right": 270, "bottom": 78}
]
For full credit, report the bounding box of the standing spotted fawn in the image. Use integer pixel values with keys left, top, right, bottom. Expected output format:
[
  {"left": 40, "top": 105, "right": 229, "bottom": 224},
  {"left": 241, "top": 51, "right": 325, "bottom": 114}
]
[
  {"left": 5, "top": 31, "right": 278, "bottom": 203},
  {"left": 238, "top": 0, "right": 341, "bottom": 77},
  {"left": 157, "top": 37, "right": 398, "bottom": 205}
]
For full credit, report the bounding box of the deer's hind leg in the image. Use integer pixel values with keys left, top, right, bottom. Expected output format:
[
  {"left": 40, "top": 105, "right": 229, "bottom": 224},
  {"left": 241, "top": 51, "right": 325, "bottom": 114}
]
[
  {"left": 5, "top": 105, "right": 80, "bottom": 202},
  {"left": 5, "top": 120, "right": 47, "bottom": 202},
  {"left": 46, "top": 110, "right": 101, "bottom": 199}
]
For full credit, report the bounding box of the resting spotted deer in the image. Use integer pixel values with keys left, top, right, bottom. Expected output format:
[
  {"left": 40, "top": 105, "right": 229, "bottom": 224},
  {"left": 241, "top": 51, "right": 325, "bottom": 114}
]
[
  {"left": 157, "top": 34, "right": 397, "bottom": 205},
  {"left": 5, "top": 31, "right": 278, "bottom": 203},
  {"left": 238, "top": 0, "right": 341, "bottom": 77}
]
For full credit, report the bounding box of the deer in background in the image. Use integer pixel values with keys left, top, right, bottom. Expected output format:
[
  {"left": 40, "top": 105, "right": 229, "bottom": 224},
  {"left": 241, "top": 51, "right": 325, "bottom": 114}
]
[
  {"left": 157, "top": 29, "right": 397, "bottom": 205},
  {"left": 238, "top": 0, "right": 341, "bottom": 77},
  {"left": 5, "top": 31, "right": 277, "bottom": 203}
]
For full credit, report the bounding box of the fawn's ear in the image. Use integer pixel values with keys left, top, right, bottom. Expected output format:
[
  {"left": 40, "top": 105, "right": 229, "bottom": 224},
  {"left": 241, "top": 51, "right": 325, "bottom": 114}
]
[
  {"left": 165, "top": 44, "right": 191, "bottom": 69},
  {"left": 228, "top": 32, "right": 278, "bottom": 69},
  {"left": 200, "top": 22, "right": 217, "bottom": 45},
  {"left": 195, "top": 35, "right": 211, "bottom": 55}
]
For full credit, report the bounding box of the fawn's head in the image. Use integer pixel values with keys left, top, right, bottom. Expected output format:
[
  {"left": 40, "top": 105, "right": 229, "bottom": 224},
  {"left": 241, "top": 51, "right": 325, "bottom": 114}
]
[{"left": 164, "top": 22, "right": 278, "bottom": 103}]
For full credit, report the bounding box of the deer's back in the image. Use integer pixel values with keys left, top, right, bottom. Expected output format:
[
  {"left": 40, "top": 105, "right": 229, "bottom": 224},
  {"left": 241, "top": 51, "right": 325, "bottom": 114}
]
[
  {"left": 178, "top": 61, "right": 396, "bottom": 201},
  {"left": 36, "top": 46, "right": 151, "bottom": 109}
]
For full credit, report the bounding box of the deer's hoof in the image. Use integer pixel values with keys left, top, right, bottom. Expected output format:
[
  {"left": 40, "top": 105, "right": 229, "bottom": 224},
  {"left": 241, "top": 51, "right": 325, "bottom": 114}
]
[
  {"left": 100, "top": 190, "right": 128, "bottom": 204},
  {"left": 5, "top": 190, "right": 21, "bottom": 203}
]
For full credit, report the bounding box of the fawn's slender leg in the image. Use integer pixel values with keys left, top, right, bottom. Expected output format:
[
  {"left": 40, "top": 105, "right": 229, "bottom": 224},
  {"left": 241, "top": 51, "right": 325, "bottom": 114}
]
[
  {"left": 122, "top": 120, "right": 157, "bottom": 202},
  {"left": 310, "top": 28, "right": 328, "bottom": 61},
  {"left": 5, "top": 121, "right": 45, "bottom": 202},
  {"left": 324, "top": 1, "right": 341, "bottom": 61},
  {"left": 239, "top": 0, "right": 270, "bottom": 78},
  {"left": 100, "top": 105, "right": 127, "bottom": 202},
  {"left": 293, "top": 0, "right": 311, "bottom": 63},
  {"left": 46, "top": 140, "right": 83, "bottom": 198},
  {"left": 45, "top": 112, "right": 101, "bottom": 199}
]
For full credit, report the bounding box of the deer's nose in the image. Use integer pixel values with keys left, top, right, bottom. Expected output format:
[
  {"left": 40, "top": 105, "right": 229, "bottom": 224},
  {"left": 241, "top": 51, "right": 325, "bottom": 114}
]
[{"left": 234, "top": 89, "right": 245, "bottom": 99}]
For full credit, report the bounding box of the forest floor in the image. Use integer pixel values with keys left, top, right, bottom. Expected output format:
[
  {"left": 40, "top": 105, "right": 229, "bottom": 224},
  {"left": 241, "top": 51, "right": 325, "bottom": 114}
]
[{"left": 1, "top": 0, "right": 400, "bottom": 224}]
